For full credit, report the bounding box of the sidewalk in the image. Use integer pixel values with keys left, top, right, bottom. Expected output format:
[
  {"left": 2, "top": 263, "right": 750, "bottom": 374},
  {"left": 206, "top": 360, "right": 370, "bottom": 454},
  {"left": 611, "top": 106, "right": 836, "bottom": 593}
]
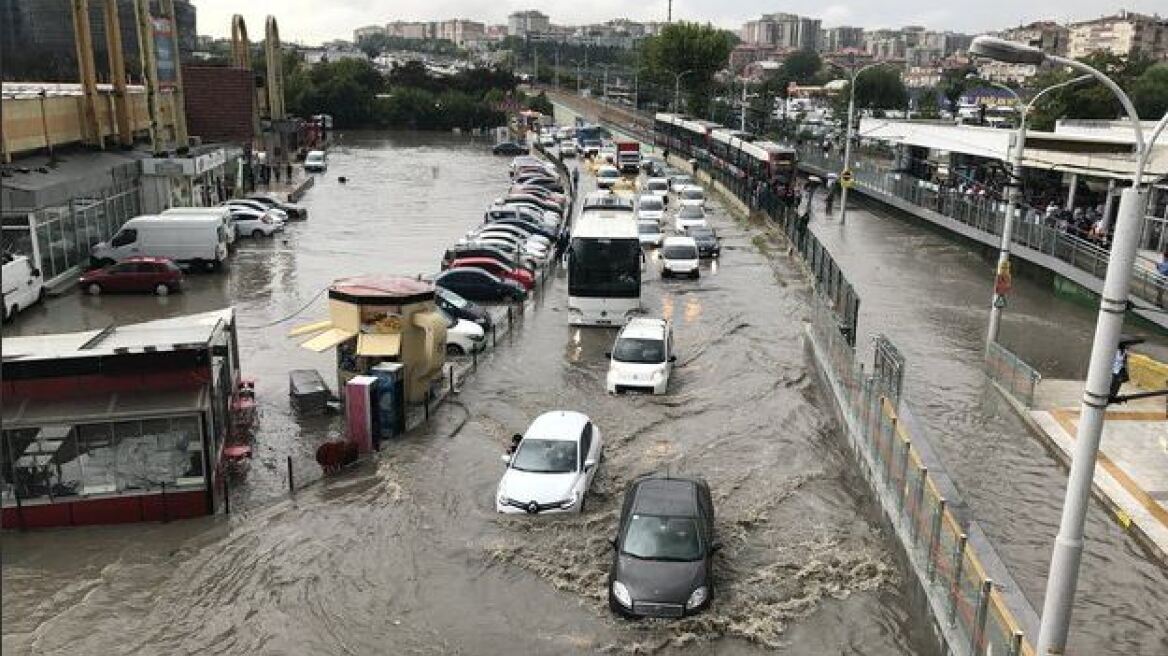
[
  {"left": 1027, "top": 379, "right": 1168, "bottom": 563},
  {"left": 254, "top": 171, "right": 315, "bottom": 203}
]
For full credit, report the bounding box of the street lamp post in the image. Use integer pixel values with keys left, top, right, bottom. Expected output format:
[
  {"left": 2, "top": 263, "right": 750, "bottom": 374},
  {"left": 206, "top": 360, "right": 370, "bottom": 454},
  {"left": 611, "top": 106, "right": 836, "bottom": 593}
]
[
  {"left": 570, "top": 60, "right": 582, "bottom": 95},
  {"left": 971, "top": 35, "right": 1168, "bottom": 656},
  {"left": 672, "top": 69, "right": 694, "bottom": 114},
  {"left": 982, "top": 74, "right": 1093, "bottom": 350},
  {"left": 829, "top": 59, "right": 884, "bottom": 226},
  {"left": 598, "top": 63, "right": 614, "bottom": 107}
]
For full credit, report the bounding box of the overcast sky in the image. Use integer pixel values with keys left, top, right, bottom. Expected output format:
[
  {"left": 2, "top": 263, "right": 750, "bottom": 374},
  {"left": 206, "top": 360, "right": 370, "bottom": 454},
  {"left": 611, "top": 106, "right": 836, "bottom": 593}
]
[{"left": 191, "top": 1, "right": 1164, "bottom": 44}]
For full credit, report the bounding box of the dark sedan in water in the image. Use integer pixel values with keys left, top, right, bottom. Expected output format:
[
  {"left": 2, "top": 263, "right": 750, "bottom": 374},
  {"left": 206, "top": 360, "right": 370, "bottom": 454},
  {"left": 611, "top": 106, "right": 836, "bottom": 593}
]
[
  {"left": 435, "top": 287, "right": 493, "bottom": 331},
  {"left": 687, "top": 226, "right": 721, "bottom": 258},
  {"left": 435, "top": 268, "right": 527, "bottom": 302},
  {"left": 608, "top": 476, "right": 719, "bottom": 618}
]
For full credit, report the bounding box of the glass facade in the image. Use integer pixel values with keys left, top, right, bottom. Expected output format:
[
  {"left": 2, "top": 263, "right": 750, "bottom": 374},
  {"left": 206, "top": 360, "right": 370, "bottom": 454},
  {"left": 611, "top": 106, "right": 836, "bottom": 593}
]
[{"left": 0, "top": 415, "right": 206, "bottom": 505}]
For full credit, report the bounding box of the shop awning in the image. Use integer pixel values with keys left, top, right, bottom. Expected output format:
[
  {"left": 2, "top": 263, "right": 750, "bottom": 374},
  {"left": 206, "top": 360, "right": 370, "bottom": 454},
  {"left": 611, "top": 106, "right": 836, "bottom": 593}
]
[
  {"left": 3, "top": 387, "right": 209, "bottom": 429},
  {"left": 356, "top": 333, "right": 401, "bottom": 357},
  {"left": 288, "top": 319, "right": 334, "bottom": 337},
  {"left": 300, "top": 328, "right": 356, "bottom": 352}
]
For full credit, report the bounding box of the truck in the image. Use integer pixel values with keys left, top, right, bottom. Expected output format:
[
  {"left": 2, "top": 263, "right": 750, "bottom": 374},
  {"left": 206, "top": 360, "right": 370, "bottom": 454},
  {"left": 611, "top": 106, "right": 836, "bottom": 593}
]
[{"left": 616, "top": 140, "right": 641, "bottom": 175}]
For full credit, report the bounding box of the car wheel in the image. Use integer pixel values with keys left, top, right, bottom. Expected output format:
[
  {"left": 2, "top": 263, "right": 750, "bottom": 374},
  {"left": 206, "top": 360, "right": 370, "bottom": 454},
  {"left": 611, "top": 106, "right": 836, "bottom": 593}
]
[
  {"left": 2, "top": 305, "right": 12, "bottom": 323},
  {"left": 154, "top": 283, "right": 170, "bottom": 296},
  {"left": 578, "top": 495, "right": 587, "bottom": 514},
  {"left": 446, "top": 343, "right": 465, "bottom": 356},
  {"left": 203, "top": 260, "right": 217, "bottom": 272},
  {"left": 87, "top": 283, "right": 102, "bottom": 296},
  {"left": 37, "top": 287, "right": 46, "bottom": 302},
  {"left": 251, "top": 229, "right": 264, "bottom": 238}
]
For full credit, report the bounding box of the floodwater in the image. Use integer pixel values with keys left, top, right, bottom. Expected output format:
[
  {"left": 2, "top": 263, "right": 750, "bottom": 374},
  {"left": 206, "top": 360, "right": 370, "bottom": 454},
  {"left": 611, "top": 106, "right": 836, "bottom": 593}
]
[
  {"left": 808, "top": 197, "right": 1168, "bottom": 655},
  {"left": 2, "top": 132, "right": 927, "bottom": 655}
]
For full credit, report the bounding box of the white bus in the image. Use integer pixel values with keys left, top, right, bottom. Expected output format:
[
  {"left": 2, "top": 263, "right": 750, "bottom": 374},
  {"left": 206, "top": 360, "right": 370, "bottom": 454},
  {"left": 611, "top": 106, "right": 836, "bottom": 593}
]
[{"left": 568, "top": 204, "right": 641, "bottom": 327}]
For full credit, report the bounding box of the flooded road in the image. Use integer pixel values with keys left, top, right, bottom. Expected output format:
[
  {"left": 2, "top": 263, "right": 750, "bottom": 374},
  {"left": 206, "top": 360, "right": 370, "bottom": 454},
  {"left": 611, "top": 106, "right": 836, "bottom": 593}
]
[
  {"left": 808, "top": 197, "right": 1168, "bottom": 655},
  {"left": 2, "top": 132, "right": 926, "bottom": 654}
]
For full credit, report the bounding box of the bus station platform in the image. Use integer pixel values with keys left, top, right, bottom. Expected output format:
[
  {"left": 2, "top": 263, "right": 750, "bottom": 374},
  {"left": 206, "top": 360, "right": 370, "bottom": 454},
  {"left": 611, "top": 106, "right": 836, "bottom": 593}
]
[{"left": 1027, "top": 379, "right": 1168, "bottom": 564}]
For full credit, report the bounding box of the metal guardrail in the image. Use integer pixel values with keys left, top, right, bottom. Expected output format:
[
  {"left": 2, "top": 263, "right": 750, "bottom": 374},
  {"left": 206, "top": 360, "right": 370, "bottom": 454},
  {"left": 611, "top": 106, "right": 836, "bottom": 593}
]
[
  {"left": 809, "top": 298, "right": 1038, "bottom": 656},
  {"left": 985, "top": 341, "right": 1043, "bottom": 408},
  {"left": 796, "top": 145, "right": 1168, "bottom": 311}
]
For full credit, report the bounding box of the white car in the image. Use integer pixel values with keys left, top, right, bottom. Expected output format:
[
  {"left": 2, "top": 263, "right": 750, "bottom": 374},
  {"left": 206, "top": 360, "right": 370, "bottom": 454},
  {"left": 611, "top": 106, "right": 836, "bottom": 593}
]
[
  {"left": 675, "top": 205, "right": 708, "bottom": 233},
  {"left": 601, "top": 145, "right": 617, "bottom": 164},
  {"left": 643, "top": 177, "right": 670, "bottom": 203},
  {"left": 540, "top": 134, "right": 557, "bottom": 147},
  {"left": 669, "top": 175, "right": 695, "bottom": 193},
  {"left": 440, "top": 309, "right": 486, "bottom": 355},
  {"left": 559, "top": 141, "right": 578, "bottom": 158},
  {"left": 496, "top": 411, "right": 603, "bottom": 515},
  {"left": 304, "top": 150, "right": 327, "bottom": 172},
  {"left": 637, "top": 220, "right": 663, "bottom": 248},
  {"left": 2, "top": 254, "right": 45, "bottom": 323},
  {"left": 226, "top": 199, "right": 288, "bottom": 223},
  {"left": 636, "top": 195, "right": 665, "bottom": 223},
  {"left": 228, "top": 207, "right": 283, "bottom": 237},
  {"left": 595, "top": 165, "right": 621, "bottom": 189},
  {"left": 660, "top": 236, "right": 700, "bottom": 279},
  {"left": 678, "top": 185, "right": 706, "bottom": 208},
  {"left": 606, "top": 318, "right": 675, "bottom": 394}
]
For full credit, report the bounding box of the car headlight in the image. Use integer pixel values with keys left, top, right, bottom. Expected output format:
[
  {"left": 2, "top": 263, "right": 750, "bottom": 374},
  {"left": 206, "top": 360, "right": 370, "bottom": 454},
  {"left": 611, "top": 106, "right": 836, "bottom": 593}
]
[
  {"left": 497, "top": 492, "right": 515, "bottom": 506},
  {"left": 651, "top": 370, "right": 664, "bottom": 383},
  {"left": 686, "top": 586, "right": 708, "bottom": 610},
  {"left": 560, "top": 490, "right": 579, "bottom": 509},
  {"left": 612, "top": 581, "right": 632, "bottom": 608}
]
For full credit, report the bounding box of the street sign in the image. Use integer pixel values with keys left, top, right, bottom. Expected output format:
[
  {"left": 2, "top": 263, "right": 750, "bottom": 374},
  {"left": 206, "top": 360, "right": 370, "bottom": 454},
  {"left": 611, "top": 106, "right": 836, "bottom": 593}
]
[{"left": 840, "top": 169, "right": 854, "bottom": 189}]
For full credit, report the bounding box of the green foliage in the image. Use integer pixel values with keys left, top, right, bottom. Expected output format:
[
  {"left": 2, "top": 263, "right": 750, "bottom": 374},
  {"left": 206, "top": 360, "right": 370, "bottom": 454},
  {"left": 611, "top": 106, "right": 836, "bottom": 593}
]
[
  {"left": 781, "top": 50, "right": 822, "bottom": 85},
  {"left": 916, "top": 90, "right": 940, "bottom": 119},
  {"left": 829, "top": 66, "right": 908, "bottom": 124},
  {"left": 525, "top": 91, "right": 554, "bottom": 115},
  {"left": 284, "top": 57, "right": 511, "bottom": 130},
  {"left": 1131, "top": 63, "right": 1168, "bottom": 119},
  {"left": 1026, "top": 52, "right": 1158, "bottom": 130},
  {"left": 641, "top": 22, "right": 735, "bottom": 116}
]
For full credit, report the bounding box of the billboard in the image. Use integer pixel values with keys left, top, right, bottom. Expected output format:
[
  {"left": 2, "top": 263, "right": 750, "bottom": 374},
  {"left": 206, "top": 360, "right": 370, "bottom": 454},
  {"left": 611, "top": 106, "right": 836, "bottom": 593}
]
[{"left": 152, "top": 18, "right": 177, "bottom": 89}]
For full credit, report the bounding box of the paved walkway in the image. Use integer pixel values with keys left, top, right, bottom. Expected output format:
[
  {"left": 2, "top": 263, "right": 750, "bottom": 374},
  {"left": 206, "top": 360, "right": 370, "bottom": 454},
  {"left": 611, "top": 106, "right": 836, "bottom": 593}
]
[{"left": 1028, "top": 379, "right": 1168, "bottom": 563}]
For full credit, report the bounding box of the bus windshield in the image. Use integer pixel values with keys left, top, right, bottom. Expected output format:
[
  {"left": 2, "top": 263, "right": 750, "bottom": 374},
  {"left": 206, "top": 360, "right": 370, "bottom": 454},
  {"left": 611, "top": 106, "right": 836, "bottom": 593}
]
[{"left": 568, "top": 238, "right": 641, "bottom": 298}]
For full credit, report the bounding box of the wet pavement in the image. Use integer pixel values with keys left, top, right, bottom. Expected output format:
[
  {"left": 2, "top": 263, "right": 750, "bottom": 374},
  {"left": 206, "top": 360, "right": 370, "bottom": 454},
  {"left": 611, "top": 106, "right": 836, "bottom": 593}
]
[{"left": 2, "top": 132, "right": 926, "bottom": 655}]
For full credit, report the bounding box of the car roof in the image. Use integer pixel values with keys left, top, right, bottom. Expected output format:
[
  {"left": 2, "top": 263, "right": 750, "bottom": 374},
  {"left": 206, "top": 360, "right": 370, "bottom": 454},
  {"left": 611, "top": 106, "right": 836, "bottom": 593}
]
[
  {"left": 437, "top": 268, "right": 501, "bottom": 282},
  {"left": 637, "top": 194, "right": 662, "bottom": 201},
  {"left": 525, "top": 411, "right": 591, "bottom": 441},
  {"left": 630, "top": 477, "right": 702, "bottom": 517},
  {"left": 662, "top": 236, "right": 698, "bottom": 247},
  {"left": 620, "top": 317, "right": 667, "bottom": 340},
  {"left": 451, "top": 257, "right": 510, "bottom": 268},
  {"left": 681, "top": 185, "right": 704, "bottom": 192},
  {"left": 120, "top": 256, "right": 173, "bottom": 264}
]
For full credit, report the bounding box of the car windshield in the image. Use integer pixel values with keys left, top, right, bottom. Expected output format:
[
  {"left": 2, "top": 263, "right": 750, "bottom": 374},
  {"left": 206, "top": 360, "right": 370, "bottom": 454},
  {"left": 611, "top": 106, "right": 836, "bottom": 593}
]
[
  {"left": 662, "top": 245, "right": 698, "bottom": 259},
  {"left": 639, "top": 198, "right": 663, "bottom": 211},
  {"left": 637, "top": 223, "right": 660, "bottom": 234},
  {"left": 673, "top": 176, "right": 692, "bottom": 186},
  {"left": 682, "top": 189, "right": 704, "bottom": 200},
  {"left": 678, "top": 206, "right": 704, "bottom": 219},
  {"left": 689, "top": 228, "right": 714, "bottom": 239},
  {"left": 622, "top": 514, "right": 702, "bottom": 561},
  {"left": 510, "top": 438, "right": 578, "bottom": 473},
  {"left": 438, "top": 289, "right": 468, "bottom": 309},
  {"left": 599, "top": 169, "right": 619, "bottom": 178},
  {"left": 612, "top": 337, "right": 665, "bottom": 364},
  {"left": 647, "top": 181, "right": 668, "bottom": 191}
]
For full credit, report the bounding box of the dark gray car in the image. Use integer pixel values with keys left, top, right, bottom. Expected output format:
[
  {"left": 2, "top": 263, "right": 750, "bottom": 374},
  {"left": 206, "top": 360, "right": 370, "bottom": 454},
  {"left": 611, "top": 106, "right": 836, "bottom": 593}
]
[
  {"left": 607, "top": 476, "right": 718, "bottom": 618},
  {"left": 687, "top": 227, "right": 721, "bottom": 258}
]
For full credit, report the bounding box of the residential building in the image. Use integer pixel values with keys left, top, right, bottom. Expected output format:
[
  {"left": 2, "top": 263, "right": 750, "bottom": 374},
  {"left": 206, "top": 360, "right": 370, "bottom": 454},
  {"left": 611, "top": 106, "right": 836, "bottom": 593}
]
[
  {"left": 730, "top": 44, "right": 788, "bottom": 70},
  {"left": 386, "top": 21, "right": 435, "bottom": 40},
  {"left": 1000, "top": 21, "right": 1070, "bottom": 56},
  {"left": 742, "top": 13, "right": 821, "bottom": 51},
  {"left": 906, "top": 46, "right": 944, "bottom": 67},
  {"left": 822, "top": 26, "right": 864, "bottom": 53},
  {"left": 977, "top": 60, "right": 1039, "bottom": 84},
  {"left": 508, "top": 10, "right": 550, "bottom": 37},
  {"left": 486, "top": 24, "right": 509, "bottom": 40},
  {"left": 353, "top": 25, "right": 387, "bottom": 42},
  {"left": 903, "top": 66, "right": 943, "bottom": 88},
  {"left": 438, "top": 19, "right": 485, "bottom": 46},
  {"left": 1068, "top": 11, "right": 1168, "bottom": 60}
]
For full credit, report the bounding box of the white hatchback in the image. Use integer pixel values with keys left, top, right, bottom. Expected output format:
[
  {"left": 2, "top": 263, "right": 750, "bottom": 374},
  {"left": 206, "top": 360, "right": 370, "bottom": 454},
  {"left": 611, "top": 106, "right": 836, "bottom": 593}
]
[
  {"left": 678, "top": 185, "right": 706, "bottom": 208},
  {"left": 636, "top": 194, "right": 665, "bottom": 223},
  {"left": 596, "top": 165, "right": 621, "bottom": 189},
  {"left": 606, "top": 318, "right": 675, "bottom": 395},
  {"left": 674, "top": 205, "right": 708, "bottom": 233},
  {"left": 496, "top": 411, "right": 603, "bottom": 515}
]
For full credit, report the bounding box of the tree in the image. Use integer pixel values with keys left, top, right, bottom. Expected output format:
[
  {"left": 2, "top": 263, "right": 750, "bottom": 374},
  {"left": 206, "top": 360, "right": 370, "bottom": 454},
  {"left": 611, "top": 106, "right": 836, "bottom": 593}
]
[
  {"left": 641, "top": 22, "right": 735, "bottom": 116},
  {"left": 1131, "top": 63, "right": 1168, "bottom": 119},
  {"left": 1027, "top": 52, "right": 1155, "bottom": 130},
  {"left": 916, "top": 90, "right": 940, "bottom": 119},
  {"left": 781, "top": 50, "right": 822, "bottom": 85},
  {"left": 853, "top": 67, "right": 909, "bottom": 111}
]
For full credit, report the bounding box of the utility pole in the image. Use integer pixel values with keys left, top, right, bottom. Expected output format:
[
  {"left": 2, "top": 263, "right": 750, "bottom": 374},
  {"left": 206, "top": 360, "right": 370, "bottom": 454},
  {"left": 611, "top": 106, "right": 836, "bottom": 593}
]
[
  {"left": 740, "top": 79, "right": 748, "bottom": 131},
  {"left": 667, "top": 0, "right": 673, "bottom": 23},
  {"left": 554, "top": 49, "right": 559, "bottom": 89}
]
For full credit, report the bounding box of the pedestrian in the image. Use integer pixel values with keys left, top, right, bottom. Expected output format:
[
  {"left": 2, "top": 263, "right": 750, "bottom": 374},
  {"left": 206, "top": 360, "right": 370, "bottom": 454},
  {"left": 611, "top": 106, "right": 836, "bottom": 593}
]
[
  {"left": 663, "top": 148, "right": 670, "bottom": 163},
  {"left": 274, "top": 164, "right": 282, "bottom": 184},
  {"left": 571, "top": 167, "right": 579, "bottom": 191},
  {"left": 1158, "top": 251, "right": 1168, "bottom": 277},
  {"left": 286, "top": 162, "right": 293, "bottom": 182}
]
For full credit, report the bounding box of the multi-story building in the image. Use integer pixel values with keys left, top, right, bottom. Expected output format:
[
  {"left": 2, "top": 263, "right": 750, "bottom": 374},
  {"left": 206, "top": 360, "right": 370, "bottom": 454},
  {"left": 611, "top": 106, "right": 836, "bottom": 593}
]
[
  {"left": 730, "top": 44, "right": 788, "bottom": 70},
  {"left": 438, "top": 19, "right": 485, "bottom": 46},
  {"left": 903, "top": 66, "right": 943, "bottom": 89},
  {"left": 353, "top": 25, "right": 387, "bottom": 42},
  {"left": 486, "top": 25, "right": 509, "bottom": 40},
  {"left": 1068, "top": 11, "right": 1168, "bottom": 60},
  {"left": 822, "top": 26, "right": 864, "bottom": 53},
  {"left": 906, "top": 46, "right": 944, "bottom": 67},
  {"left": 508, "top": 10, "right": 550, "bottom": 37},
  {"left": 1, "top": 0, "right": 196, "bottom": 81},
  {"left": 1000, "top": 20, "right": 1070, "bottom": 56},
  {"left": 977, "top": 60, "right": 1039, "bottom": 84},
  {"left": 386, "top": 21, "right": 435, "bottom": 40},
  {"left": 741, "top": 13, "right": 821, "bottom": 51}
]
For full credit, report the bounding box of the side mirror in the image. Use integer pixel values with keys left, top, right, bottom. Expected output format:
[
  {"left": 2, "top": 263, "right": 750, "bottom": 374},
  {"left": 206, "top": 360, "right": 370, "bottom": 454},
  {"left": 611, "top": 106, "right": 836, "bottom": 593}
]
[
  {"left": 608, "top": 538, "right": 618, "bottom": 550},
  {"left": 584, "top": 458, "right": 596, "bottom": 472},
  {"left": 604, "top": 352, "right": 612, "bottom": 358},
  {"left": 30, "top": 268, "right": 41, "bottom": 277},
  {"left": 500, "top": 454, "right": 511, "bottom": 464},
  {"left": 710, "top": 541, "right": 724, "bottom": 553}
]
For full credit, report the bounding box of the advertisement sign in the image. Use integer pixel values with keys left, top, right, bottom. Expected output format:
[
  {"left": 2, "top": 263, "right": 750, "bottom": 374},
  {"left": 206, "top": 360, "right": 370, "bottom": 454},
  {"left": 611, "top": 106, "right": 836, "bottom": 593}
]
[{"left": 152, "top": 18, "right": 177, "bottom": 89}]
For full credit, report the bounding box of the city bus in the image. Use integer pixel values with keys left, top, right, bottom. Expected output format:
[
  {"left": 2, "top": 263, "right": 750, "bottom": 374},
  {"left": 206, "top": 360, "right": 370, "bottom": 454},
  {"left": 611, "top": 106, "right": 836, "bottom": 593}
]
[{"left": 568, "top": 210, "right": 641, "bottom": 326}]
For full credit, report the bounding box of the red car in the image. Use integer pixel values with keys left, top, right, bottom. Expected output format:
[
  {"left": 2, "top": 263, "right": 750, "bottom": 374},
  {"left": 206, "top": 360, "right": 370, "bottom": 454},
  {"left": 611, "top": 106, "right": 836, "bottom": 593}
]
[
  {"left": 80, "top": 257, "right": 184, "bottom": 295},
  {"left": 449, "top": 257, "right": 535, "bottom": 290}
]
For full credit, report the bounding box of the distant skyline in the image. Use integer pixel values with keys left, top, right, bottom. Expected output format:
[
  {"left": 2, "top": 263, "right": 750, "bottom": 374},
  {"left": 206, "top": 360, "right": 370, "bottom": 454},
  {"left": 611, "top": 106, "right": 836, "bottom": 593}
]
[{"left": 191, "top": 1, "right": 1166, "bottom": 45}]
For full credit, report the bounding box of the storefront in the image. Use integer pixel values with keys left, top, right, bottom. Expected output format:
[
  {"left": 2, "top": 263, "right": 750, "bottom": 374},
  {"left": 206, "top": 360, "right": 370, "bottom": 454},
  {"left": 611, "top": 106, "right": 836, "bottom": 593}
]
[
  {"left": 139, "top": 145, "right": 244, "bottom": 214},
  {"left": 1, "top": 309, "right": 242, "bottom": 528}
]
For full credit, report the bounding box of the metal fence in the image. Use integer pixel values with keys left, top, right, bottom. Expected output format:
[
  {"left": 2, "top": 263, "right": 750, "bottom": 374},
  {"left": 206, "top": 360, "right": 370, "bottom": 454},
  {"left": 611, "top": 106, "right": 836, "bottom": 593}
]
[
  {"left": 985, "top": 341, "right": 1043, "bottom": 408},
  {"left": 808, "top": 297, "right": 1038, "bottom": 656},
  {"left": 796, "top": 145, "right": 1168, "bottom": 311}
]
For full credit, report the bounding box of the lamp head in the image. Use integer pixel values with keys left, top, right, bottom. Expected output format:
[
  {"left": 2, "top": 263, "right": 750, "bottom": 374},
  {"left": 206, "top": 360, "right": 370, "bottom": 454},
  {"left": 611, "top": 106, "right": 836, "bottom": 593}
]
[{"left": 970, "top": 36, "right": 1045, "bottom": 65}]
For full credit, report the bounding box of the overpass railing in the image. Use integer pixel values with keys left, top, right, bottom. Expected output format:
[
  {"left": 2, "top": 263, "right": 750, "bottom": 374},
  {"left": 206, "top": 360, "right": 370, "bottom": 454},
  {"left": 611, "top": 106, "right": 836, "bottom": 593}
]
[
  {"left": 795, "top": 145, "right": 1168, "bottom": 311},
  {"left": 985, "top": 341, "right": 1043, "bottom": 408}
]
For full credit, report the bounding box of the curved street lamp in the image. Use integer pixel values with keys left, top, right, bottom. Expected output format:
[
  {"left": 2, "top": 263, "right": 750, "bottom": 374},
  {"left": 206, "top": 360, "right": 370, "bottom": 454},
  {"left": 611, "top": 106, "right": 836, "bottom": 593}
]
[
  {"left": 671, "top": 69, "right": 694, "bottom": 114},
  {"left": 970, "top": 35, "right": 1168, "bottom": 656}
]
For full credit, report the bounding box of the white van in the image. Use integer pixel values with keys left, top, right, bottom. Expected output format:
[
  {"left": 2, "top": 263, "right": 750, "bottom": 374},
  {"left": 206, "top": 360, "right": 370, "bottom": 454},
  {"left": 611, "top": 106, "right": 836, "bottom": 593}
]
[
  {"left": 91, "top": 215, "right": 229, "bottom": 271},
  {"left": 304, "top": 150, "right": 327, "bottom": 172},
  {"left": 161, "top": 207, "right": 236, "bottom": 246},
  {"left": 2, "top": 253, "right": 46, "bottom": 322}
]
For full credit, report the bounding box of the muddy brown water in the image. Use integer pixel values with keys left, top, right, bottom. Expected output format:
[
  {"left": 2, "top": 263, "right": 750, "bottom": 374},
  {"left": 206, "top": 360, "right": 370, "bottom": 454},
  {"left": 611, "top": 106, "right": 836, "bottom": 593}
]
[{"left": 2, "top": 132, "right": 925, "bottom": 655}]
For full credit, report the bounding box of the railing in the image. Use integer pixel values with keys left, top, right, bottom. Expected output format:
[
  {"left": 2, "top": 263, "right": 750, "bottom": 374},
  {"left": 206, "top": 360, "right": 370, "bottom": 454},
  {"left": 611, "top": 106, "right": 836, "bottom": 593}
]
[
  {"left": 795, "top": 145, "right": 1168, "bottom": 311},
  {"left": 809, "top": 297, "right": 1038, "bottom": 656},
  {"left": 986, "top": 341, "right": 1043, "bottom": 408}
]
